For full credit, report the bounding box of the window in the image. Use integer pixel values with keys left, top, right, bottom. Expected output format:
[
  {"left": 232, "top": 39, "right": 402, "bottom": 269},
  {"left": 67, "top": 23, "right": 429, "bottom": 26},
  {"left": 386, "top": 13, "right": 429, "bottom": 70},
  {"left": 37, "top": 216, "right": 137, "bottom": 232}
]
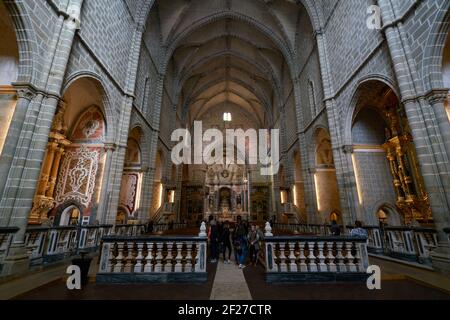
[{"left": 223, "top": 112, "right": 232, "bottom": 122}]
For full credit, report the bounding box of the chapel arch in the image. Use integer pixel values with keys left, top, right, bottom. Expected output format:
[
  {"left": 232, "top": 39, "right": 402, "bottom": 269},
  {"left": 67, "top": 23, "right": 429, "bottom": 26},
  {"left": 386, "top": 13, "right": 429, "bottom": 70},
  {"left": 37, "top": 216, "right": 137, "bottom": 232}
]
[
  {"left": 350, "top": 79, "right": 430, "bottom": 226},
  {"left": 29, "top": 77, "right": 108, "bottom": 225}
]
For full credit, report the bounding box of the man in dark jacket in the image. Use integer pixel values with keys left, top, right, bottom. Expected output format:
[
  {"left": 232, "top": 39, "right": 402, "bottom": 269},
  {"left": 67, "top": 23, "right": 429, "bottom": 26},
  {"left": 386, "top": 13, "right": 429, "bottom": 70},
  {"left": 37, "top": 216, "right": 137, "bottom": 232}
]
[
  {"left": 209, "top": 219, "right": 219, "bottom": 263},
  {"left": 330, "top": 220, "right": 341, "bottom": 236}
]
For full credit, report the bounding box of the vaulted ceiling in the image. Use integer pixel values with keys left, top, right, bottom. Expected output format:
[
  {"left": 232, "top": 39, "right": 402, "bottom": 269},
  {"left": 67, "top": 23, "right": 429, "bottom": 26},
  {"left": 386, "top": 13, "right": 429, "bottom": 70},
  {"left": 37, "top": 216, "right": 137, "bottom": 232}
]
[{"left": 141, "top": 0, "right": 315, "bottom": 128}]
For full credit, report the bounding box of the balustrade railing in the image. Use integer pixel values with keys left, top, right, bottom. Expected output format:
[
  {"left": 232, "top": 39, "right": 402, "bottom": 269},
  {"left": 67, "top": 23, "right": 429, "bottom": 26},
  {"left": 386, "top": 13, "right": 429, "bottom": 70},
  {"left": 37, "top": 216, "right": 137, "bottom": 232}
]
[
  {"left": 24, "top": 225, "right": 114, "bottom": 265},
  {"left": 152, "top": 222, "right": 188, "bottom": 233},
  {"left": 263, "top": 225, "right": 369, "bottom": 282},
  {"left": 346, "top": 225, "right": 438, "bottom": 264},
  {"left": 272, "top": 223, "right": 336, "bottom": 235},
  {"left": 114, "top": 224, "right": 146, "bottom": 236},
  {"left": 97, "top": 235, "right": 208, "bottom": 283}
]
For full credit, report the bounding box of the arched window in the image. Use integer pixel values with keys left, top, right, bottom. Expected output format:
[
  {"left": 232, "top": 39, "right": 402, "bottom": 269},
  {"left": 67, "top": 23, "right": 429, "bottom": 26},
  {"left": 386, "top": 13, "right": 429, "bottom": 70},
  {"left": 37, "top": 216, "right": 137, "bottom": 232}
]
[{"left": 223, "top": 112, "right": 232, "bottom": 122}]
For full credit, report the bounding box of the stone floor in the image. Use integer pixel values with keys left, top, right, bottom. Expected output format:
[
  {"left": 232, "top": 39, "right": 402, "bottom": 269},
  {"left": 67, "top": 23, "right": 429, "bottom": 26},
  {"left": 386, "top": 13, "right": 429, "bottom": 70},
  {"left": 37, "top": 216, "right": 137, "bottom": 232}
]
[{"left": 7, "top": 255, "right": 450, "bottom": 300}]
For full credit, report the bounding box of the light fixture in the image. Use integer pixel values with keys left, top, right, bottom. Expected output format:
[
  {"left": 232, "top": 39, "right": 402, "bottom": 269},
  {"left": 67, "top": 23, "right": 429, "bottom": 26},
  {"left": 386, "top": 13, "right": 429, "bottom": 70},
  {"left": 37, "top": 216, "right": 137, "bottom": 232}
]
[
  {"left": 314, "top": 173, "right": 321, "bottom": 212},
  {"left": 352, "top": 154, "right": 363, "bottom": 205}
]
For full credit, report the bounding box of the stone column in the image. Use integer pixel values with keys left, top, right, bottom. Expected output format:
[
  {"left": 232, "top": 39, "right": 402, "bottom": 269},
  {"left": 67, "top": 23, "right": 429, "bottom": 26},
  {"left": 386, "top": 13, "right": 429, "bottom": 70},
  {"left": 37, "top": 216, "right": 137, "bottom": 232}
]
[
  {"left": 0, "top": 87, "right": 36, "bottom": 221},
  {"left": 426, "top": 90, "right": 450, "bottom": 161},
  {"left": 314, "top": 29, "right": 358, "bottom": 229},
  {"left": 292, "top": 77, "right": 319, "bottom": 223},
  {"left": 97, "top": 142, "right": 116, "bottom": 224},
  {"left": 0, "top": 0, "right": 84, "bottom": 276},
  {"left": 378, "top": 0, "right": 450, "bottom": 274}
]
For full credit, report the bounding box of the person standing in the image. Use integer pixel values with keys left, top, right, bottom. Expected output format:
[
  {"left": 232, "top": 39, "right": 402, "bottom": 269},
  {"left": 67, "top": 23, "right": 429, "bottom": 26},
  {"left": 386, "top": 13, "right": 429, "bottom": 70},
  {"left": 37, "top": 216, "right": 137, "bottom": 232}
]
[
  {"left": 248, "top": 224, "right": 260, "bottom": 266},
  {"left": 209, "top": 219, "right": 219, "bottom": 263},
  {"left": 330, "top": 220, "right": 341, "bottom": 236},
  {"left": 221, "top": 221, "right": 232, "bottom": 263},
  {"left": 234, "top": 218, "right": 248, "bottom": 268},
  {"left": 350, "top": 220, "right": 368, "bottom": 238}
]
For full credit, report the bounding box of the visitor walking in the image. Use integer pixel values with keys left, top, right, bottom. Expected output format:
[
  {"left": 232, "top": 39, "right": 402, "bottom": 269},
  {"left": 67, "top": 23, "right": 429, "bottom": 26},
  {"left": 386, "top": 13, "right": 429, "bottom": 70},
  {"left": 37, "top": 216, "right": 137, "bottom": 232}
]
[
  {"left": 209, "top": 219, "right": 219, "bottom": 263},
  {"left": 221, "top": 221, "right": 232, "bottom": 263},
  {"left": 233, "top": 216, "right": 248, "bottom": 269}
]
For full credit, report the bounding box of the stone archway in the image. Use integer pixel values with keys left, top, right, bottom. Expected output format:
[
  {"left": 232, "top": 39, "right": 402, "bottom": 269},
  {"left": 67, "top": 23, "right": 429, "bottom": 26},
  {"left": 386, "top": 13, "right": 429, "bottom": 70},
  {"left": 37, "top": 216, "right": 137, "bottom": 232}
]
[{"left": 29, "top": 77, "right": 108, "bottom": 225}]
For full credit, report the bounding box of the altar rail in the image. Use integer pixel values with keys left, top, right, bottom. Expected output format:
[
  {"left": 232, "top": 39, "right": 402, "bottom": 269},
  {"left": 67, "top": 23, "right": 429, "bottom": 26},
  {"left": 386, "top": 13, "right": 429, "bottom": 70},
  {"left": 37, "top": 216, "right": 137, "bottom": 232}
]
[
  {"left": 24, "top": 225, "right": 115, "bottom": 265},
  {"left": 272, "top": 223, "right": 340, "bottom": 235},
  {"left": 152, "top": 222, "right": 188, "bottom": 233},
  {"left": 263, "top": 233, "right": 369, "bottom": 282},
  {"left": 96, "top": 235, "right": 208, "bottom": 283},
  {"left": 272, "top": 222, "right": 442, "bottom": 265},
  {"left": 0, "top": 227, "right": 19, "bottom": 273},
  {"left": 114, "top": 224, "right": 146, "bottom": 236},
  {"left": 347, "top": 225, "right": 438, "bottom": 264}
]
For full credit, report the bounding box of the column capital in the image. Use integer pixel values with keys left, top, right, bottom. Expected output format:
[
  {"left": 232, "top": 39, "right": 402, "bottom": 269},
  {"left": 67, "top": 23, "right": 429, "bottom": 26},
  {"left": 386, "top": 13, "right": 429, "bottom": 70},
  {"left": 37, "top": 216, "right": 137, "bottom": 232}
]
[
  {"left": 313, "top": 28, "right": 324, "bottom": 39},
  {"left": 342, "top": 145, "right": 354, "bottom": 154},
  {"left": 14, "top": 85, "right": 37, "bottom": 101},
  {"left": 425, "top": 89, "right": 449, "bottom": 105},
  {"left": 104, "top": 142, "right": 117, "bottom": 151},
  {"left": 308, "top": 167, "right": 317, "bottom": 174}
]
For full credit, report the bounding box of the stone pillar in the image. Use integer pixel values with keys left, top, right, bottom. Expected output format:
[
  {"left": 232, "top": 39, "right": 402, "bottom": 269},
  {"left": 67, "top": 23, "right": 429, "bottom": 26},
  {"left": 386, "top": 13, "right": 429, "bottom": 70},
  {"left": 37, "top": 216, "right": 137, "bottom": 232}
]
[
  {"left": 0, "top": 0, "right": 84, "bottom": 276},
  {"left": 0, "top": 87, "right": 36, "bottom": 222},
  {"left": 292, "top": 77, "right": 319, "bottom": 223},
  {"left": 426, "top": 90, "right": 450, "bottom": 161},
  {"left": 97, "top": 142, "right": 116, "bottom": 224},
  {"left": 314, "top": 29, "right": 358, "bottom": 229},
  {"left": 378, "top": 0, "right": 450, "bottom": 274}
]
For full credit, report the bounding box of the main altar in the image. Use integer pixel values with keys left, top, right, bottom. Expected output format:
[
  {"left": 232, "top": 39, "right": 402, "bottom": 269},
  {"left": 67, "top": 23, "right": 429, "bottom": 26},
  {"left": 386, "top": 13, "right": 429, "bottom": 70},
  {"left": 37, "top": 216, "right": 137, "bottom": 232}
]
[{"left": 203, "top": 163, "right": 250, "bottom": 221}]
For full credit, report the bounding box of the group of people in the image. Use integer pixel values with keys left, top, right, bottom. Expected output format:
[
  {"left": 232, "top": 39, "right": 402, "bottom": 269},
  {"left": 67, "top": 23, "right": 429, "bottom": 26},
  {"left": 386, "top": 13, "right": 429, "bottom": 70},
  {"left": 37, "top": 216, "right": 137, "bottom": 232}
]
[{"left": 207, "top": 216, "right": 264, "bottom": 269}]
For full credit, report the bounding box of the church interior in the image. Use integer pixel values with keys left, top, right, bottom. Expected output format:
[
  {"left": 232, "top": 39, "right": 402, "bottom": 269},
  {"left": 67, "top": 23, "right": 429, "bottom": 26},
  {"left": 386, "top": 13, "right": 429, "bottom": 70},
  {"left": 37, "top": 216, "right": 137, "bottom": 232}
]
[{"left": 0, "top": 0, "right": 449, "bottom": 301}]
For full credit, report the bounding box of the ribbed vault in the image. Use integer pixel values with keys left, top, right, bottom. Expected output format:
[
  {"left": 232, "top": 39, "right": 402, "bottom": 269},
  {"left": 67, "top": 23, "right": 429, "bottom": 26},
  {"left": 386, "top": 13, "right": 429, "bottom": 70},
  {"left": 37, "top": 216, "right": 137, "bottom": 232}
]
[{"left": 141, "top": 0, "right": 315, "bottom": 129}]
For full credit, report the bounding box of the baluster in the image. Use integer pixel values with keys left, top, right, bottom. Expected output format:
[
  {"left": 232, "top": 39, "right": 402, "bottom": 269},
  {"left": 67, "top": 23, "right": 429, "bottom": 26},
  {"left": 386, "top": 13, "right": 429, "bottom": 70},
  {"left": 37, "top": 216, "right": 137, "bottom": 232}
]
[
  {"left": 185, "top": 242, "right": 193, "bottom": 272},
  {"left": 134, "top": 242, "right": 144, "bottom": 273},
  {"left": 327, "top": 242, "right": 337, "bottom": 272},
  {"left": 106, "top": 243, "right": 115, "bottom": 273},
  {"left": 298, "top": 242, "right": 307, "bottom": 272},
  {"left": 317, "top": 242, "right": 327, "bottom": 272},
  {"left": 353, "top": 242, "right": 363, "bottom": 272},
  {"left": 336, "top": 241, "right": 345, "bottom": 272},
  {"left": 174, "top": 242, "right": 183, "bottom": 272},
  {"left": 144, "top": 242, "right": 154, "bottom": 272},
  {"left": 165, "top": 242, "right": 174, "bottom": 272},
  {"left": 288, "top": 241, "right": 297, "bottom": 272},
  {"left": 114, "top": 242, "right": 124, "bottom": 273},
  {"left": 345, "top": 242, "right": 357, "bottom": 272},
  {"left": 278, "top": 243, "right": 287, "bottom": 272},
  {"left": 195, "top": 242, "right": 207, "bottom": 272},
  {"left": 123, "top": 242, "right": 134, "bottom": 273},
  {"left": 308, "top": 242, "right": 318, "bottom": 272},
  {"left": 154, "top": 242, "right": 164, "bottom": 272}
]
